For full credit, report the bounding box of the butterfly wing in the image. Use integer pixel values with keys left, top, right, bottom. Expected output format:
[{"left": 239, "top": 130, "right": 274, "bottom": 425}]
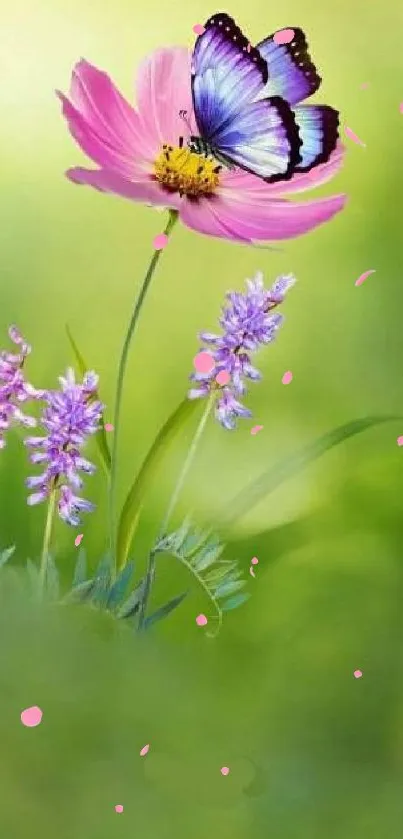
[
  {"left": 256, "top": 28, "right": 321, "bottom": 105},
  {"left": 192, "top": 14, "right": 301, "bottom": 182},
  {"left": 292, "top": 104, "right": 339, "bottom": 171}
]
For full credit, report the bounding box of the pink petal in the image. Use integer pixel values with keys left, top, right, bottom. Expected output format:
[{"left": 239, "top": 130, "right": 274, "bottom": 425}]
[
  {"left": 355, "top": 269, "right": 375, "bottom": 286},
  {"left": 69, "top": 60, "right": 150, "bottom": 161},
  {"left": 180, "top": 196, "right": 246, "bottom": 241},
  {"left": 199, "top": 190, "right": 347, "bottom": 243},
  {"left": 136, "top": 47, "right": 196, "bottom": 150},
  {"left": 345, "top": 126, "right": 366, "bottom": 147},
  {"left": 65, "top": 167, "right": 180, "bottom": 209},
  {"left": 223, "top": 144, "right": 345, "bottom": 197},
  {"left": 140, "top": 744, "right": 150, "bottom": 756}
]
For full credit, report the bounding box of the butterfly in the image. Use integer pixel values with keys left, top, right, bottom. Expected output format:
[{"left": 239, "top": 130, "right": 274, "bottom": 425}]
[{"left": 186, "top": 13, "right": 339, "bottom": 183}]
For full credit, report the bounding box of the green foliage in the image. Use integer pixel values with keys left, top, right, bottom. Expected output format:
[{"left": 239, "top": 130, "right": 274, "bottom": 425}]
[
  {"left": 116, "top": 398, "right": 199, "bottom": 570},
  {"left": 153, "top": 520, "right": 250, "bottom": 637}
]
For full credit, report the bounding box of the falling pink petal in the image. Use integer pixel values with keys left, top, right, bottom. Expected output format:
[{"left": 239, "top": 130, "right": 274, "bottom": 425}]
[
  {"left": 397, "top": 436, "right": 403, "bottom": 447},
  {"left": 115, "top": 805, "right": 124, "bottom": 813},
  {"left": 221, "top": 766, "right": 230, "bottom": 776},
  {"left": 193, "top": 23, "right": 205, "bottom": 35},
  {"left": 21, "top": 706, "right": 43, "bottom": 727},
  {"left": 353, "top": 670, "right": 363, "bottom": 679},
  {"left": 273, "top": 28, "right": 295, "bottom": 44},
  {"left": 282, "top": 371, "right": 293, "bottom": 385},
  {"left": 355, "top": 269, "right": 376, "bottom": 287},
  {"left": 345, "top": 126, "right": 366, "bottom": 147},
  {"left": 193, "top": 351, "right": 215, "bottom": 374},
  {"left": 153, "top": 232, "right": 169, "bottom": 250},
  {"left": 251, "top": 556, "right": 259, "bottom": 565},
  {"left": 196, "top": 613, "right": 208, "bottom": 626},
  {"left": 215, "top": 370, "right": 230, "bottom": 386},
  {"left": 140, "top": 744, "right": 150, "bottom": 756},
  {"left": 251, "top": 425, "right": 264, "bottom": 435},
  {"left": 104, "top": 422, "right": 114, "bottom": 432},
  {"left": 400, "top": 102, "right": 403, "bottom": 113},
  {"left": 249, "top": 567, "right": 256, "bottom": 578},
  {"left": 74, "top": 534, "right": 83, "bottom": 547}
]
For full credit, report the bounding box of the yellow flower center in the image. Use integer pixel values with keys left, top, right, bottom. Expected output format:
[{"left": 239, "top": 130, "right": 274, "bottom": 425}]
[{"left": 154, "top": 144, "right": 221, "bottom": 197}]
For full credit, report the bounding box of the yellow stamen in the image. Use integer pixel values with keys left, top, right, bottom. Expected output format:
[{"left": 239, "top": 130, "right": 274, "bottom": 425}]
[{"left": 154, "top": 144, "right": 220, "bottom": 197}]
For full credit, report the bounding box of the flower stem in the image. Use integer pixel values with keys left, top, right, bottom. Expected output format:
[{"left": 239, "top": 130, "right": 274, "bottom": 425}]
[
  {"left": 138, "top": 392, "right": 215, "bottom": 630},
  {"left": 109, "top": 210, "right": 178, "bottom": 571},
  {"left": 39, "top": 489, "right": 57, "bottom": 595}
]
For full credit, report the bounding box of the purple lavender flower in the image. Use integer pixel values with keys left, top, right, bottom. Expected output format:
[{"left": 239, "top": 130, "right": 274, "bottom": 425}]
[
  {"left": 0, "top": 326, "right": 44, "bottom": 449},
  {"left": 189, "top": 272, "right": 296, "bottom": 430},
  {"left": 25, "top": 368, "right": 103, "bottom": 526}
]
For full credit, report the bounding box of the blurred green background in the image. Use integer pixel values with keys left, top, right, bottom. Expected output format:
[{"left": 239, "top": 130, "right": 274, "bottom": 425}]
[{"left": 2, "top": 0, "right": 403, "bottom": 835}]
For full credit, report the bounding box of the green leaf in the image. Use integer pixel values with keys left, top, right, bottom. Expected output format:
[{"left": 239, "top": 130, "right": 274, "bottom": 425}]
[
  {"left": 223, "top": 415, "right": 400, "bottom": 529},
  {"left": 65, "top": 325, "right": 111, "bottom": 477},
  {"left": 193, "top": 543, "right": 225, "bottom": 572},
  {"left": 45, "top": 555, "right": 60, "bottom": 601},
  {"left": 91, "top": 553, "right": 112, "bottom": 608},
  {"left": 222, "top": 592, "right": 251, "bottom": 611},
  {"left": 117, "top": 398, "right": 199, "bottom": 570},
  {"left": 215, "top": 579, "right": 246, "bottom": 598},
  {"left": 117, "top": 579, "right": 146, "bottom": 619},
  {"left": 106, "top": 561, "right": 135, "bottom": 611},
  {"left": 26, "top": 559, "right": 41, "bottom": 599},
  {"left": 144, "top": 591, "right": 188, "bottom": 629},
  {"left": 72, "top": 548, "right": 87, "bottom": 587},
  {"left": 0, "top": 546, "right": 16, "bottom": 568},
  {"left": 62, "top": 579, "right": 95, "bottom": 604}
]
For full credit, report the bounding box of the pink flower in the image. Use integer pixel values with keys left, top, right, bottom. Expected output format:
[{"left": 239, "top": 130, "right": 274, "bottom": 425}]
[{"left": 58, "top": 48, "right": 346, "bottom": 243}]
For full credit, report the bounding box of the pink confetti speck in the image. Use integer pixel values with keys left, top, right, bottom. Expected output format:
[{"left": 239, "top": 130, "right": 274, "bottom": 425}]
[
  {"left": 397, "top": 436, "right": 403, "bottom": 447},
  {"left": 104, "top": 423, "right": 114, "bottom": 432},
  {"left": 21, "top": 706, "right": 43, "bottom": 727},
  {"left": 282, "top": 371, "right": 293, "bottom": 385},
  {"left": 140, "top": 744, "right": 150, "bottom": 757},
  {"left": 215, "top": 370, "right": 230, "bottom": 386},
  {"left": 274, "top": 28, "right": 295, "bottom": 44},
  {"left": 153, "top": 232, "right": 168, "bottom": 250},
  {"left": 251, "top": 425, "right": 263, "bottom": 435},
  {"left": 221, "top": 766, "right": 230, "bottom": 776},
  {"left": 360, "top": 82, "right": 369, "bottom": 89},
  {"left": 249, "top": 567, "right": 256, "bottom": 578},
  {"left": 115, "top": 805, "right": 124, "bottom": 814},
  {"left": 193, "top": 351, "right": 215, "bottom": 374},
  {"left": 193, "top": 23, "right": 205, "bottom": 35},
  {"left": 251, "top": 556, "right": 259, "bottom": 565},
  {"left": 74, "top": 534, "right": 83, "bottom": 547},
  {"left": 355, "top": 269, "right": 376, "bottom": 287},
  {"left": 353, "top": 670, "right": 363, "bottom": 679},
  {"left": 345, "top": 126, "right": 366, "bottom": 147},
  {"left": 196, "top": 613, "right": 208, "bottom": 626}
]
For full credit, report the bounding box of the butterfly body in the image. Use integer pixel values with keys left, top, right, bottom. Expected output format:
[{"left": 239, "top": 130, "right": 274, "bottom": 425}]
[{"left": 190, "top": 13, "right": 340, "bottom": 184}]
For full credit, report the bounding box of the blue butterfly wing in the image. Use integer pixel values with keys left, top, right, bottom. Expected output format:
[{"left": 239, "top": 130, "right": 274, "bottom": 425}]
[
  {"left": 192, "top": 14, "right": 301, "bottom": 182},
  {"left": 256, "top": 28, "right": 321, "bottom": 105},
  {"left": 292, "top": 105, "right": 339, "bottom": 171}
]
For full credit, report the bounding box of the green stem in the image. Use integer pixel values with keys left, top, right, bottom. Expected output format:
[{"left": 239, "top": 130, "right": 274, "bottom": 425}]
[
  {"left": 39, "top": 489, "right": 57, "bottom": 594},
  {"left": 109, "top": 210, "right": 178, "bottom": 571},
  {"left": 138, "top": 392, "right": 215, "bottom": 630}
]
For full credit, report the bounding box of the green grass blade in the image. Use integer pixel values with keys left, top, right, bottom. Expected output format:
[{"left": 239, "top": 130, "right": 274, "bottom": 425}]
[
  {"left": 143, "top": 591, "right": 188, "bottom": 629},
  {"left": 116, "top": 398, "right": 198, "bottom": 570},
  {"left": 223, "top": 415, "right": 400, "bottom": 529},
  {"left": 65, "top": 325, "right": 111, "bottom": 477}
]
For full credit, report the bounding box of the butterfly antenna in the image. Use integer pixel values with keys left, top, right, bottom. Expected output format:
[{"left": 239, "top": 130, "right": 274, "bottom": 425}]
[{"left": 179, "top": 109, "right": 192, "bottom": 134}]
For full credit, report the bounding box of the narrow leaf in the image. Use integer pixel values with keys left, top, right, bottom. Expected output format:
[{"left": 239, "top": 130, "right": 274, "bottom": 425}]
[
  {"left": 223, "top": 415, "right": 400, "bottom": 528},
  {"left": 72, "top": 547, "right": 87, "bottom": 587},
  {"left": 106, "top": 561, "right": 135, "bottom": 611},
  {"left": 193, "top": 543, "right": 225, "bottom": 572},
  {"left": 62, "top": 579, "right": 95, "bottom": 604},
  {"left": 215, "top": 579, "right": 246, "bottom": 598},
  {"left": 222, "top": 592, "right": 251, "bottom": 611},
  {"left": 117, "top": 578, "right": 146, "bottom": 619},
  {"left": 0, "top": 545, "right": 16, "bottom": 568},
  {"left": 46, "top": 555, "right": 60, "bottom": 601},
  {"left": 144, "top": 591, "right": 188, "bottom": 629},
  {"left": 117, "top": 398, "right": 198, "bottom": 570},
  {"left": 65, "top": 324, "right": 111, "bottom": 476},
  {"left": 91, "top": 553, "right": 112, "bottom": 608}
]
